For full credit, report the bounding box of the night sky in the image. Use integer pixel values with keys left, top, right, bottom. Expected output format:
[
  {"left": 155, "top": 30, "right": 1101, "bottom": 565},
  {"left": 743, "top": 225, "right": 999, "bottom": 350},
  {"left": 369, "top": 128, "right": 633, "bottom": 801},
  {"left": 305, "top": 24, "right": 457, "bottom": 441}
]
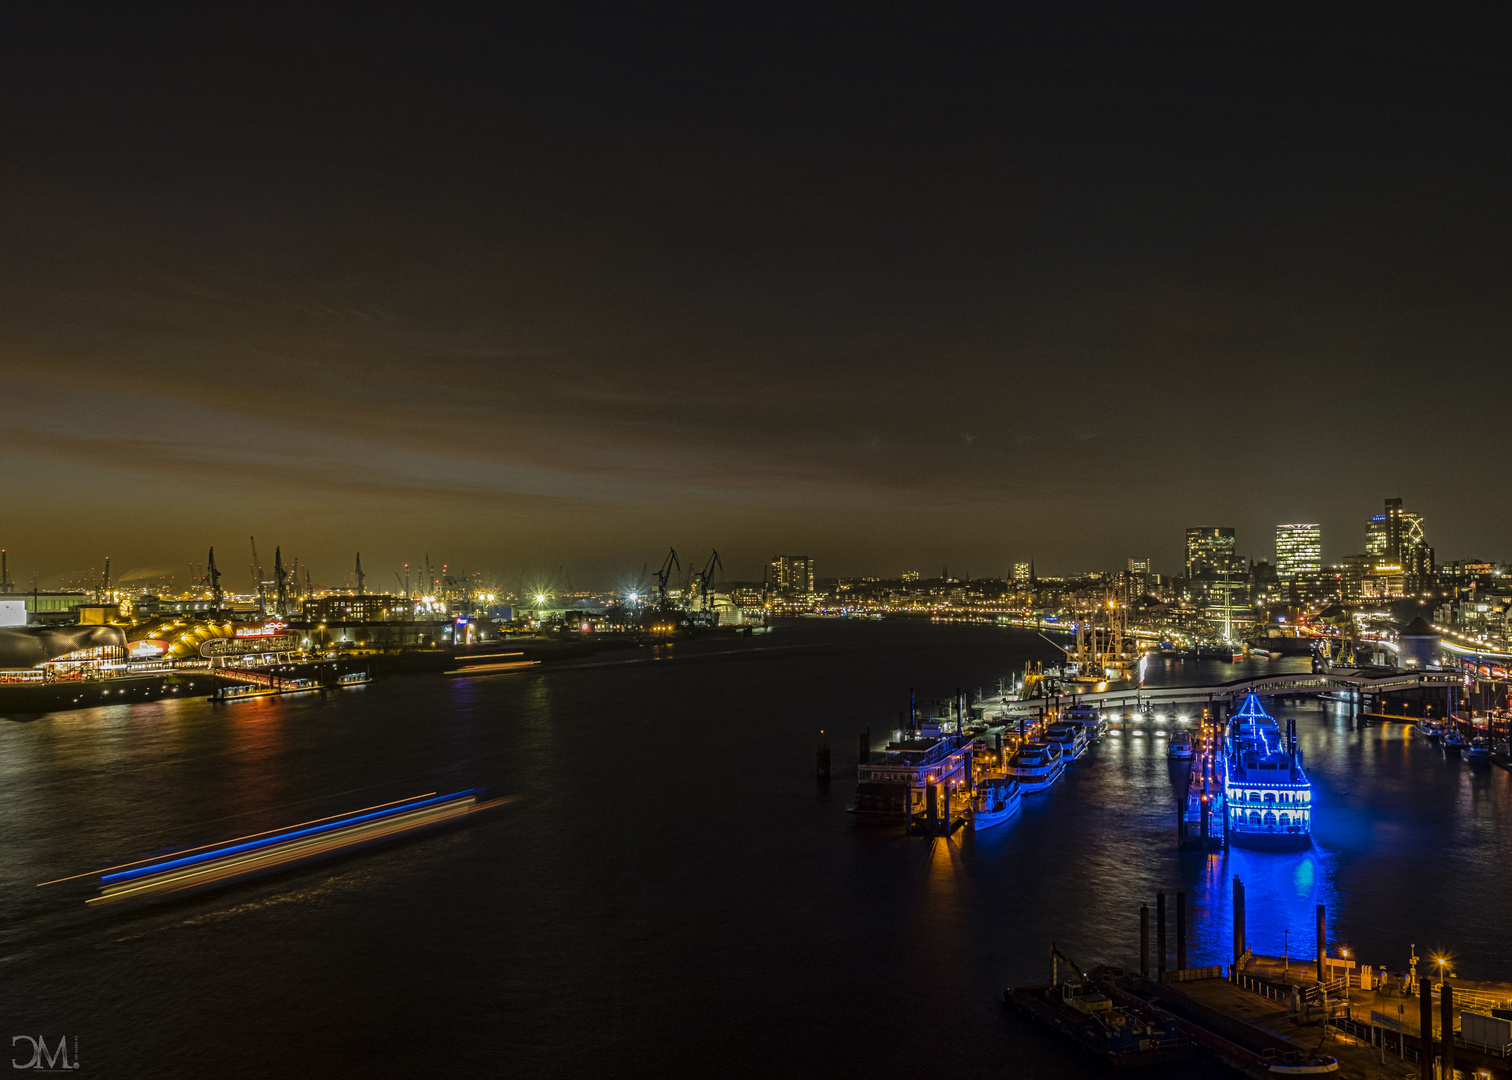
[{"left": 2, "top": 7, "right": 1508, "bottom": 588}]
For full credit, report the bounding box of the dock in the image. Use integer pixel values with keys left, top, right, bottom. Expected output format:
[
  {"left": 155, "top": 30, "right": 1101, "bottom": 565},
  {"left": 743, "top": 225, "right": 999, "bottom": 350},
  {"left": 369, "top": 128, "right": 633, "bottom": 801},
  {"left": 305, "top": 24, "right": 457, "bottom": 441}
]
[{"left": 1020, "top": 881, "right": 1512, "bottom": 1079}]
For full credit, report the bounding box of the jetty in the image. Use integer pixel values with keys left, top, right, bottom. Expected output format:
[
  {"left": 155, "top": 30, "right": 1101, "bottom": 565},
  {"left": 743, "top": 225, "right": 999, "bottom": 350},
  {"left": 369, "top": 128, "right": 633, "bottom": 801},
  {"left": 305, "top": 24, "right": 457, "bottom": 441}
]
[{"left": 1018, "top": 882, "right": 1512, "bottom": 1079}]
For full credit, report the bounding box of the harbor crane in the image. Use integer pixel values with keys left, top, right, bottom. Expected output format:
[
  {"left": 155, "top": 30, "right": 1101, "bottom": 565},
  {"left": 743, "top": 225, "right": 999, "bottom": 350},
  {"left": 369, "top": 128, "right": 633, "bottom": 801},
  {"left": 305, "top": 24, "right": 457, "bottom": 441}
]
[
  {"left": 250, "top": 536, "right": 266, "bottom": 614},
  {"left": 694, "top": 549, "right": 723, "bottom": 613},
  {"left": 652, "top": 548, "right": 680, "bottom": 606},
  {"left": 274, "top": 547, "right": 289, "bottom": 618},
  {"left": 204, "top": 547, "right": 224, "bottom": 613}
]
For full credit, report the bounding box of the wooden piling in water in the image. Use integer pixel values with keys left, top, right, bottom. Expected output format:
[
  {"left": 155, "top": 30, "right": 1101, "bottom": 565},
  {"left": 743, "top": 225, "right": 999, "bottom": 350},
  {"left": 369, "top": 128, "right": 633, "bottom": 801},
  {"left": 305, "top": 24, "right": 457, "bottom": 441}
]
[
  {"left": 1157, "top": 892, "right": 1167, "bottom": 977},
  {"left": 1441, "top": 982, "right": 1455, "bottom": 1080},
  {"left": 816, "top": 732, "right": 830, "bottom": 780},
  {"left": 1315, "top": 903, "right": 1325, "bottom": 984},
  {"left": 1232, "top": 876, "right": 1246, "bottom": 968},
  {"left": 1419, "top": 978, "right": 1433, "bottom": 1080},
  {"left": 1140, "top": 904, "right": 1149, "bottom": 978},
  {"left": 1176, "top": 891, "right": 1187, "bottom": 971}
]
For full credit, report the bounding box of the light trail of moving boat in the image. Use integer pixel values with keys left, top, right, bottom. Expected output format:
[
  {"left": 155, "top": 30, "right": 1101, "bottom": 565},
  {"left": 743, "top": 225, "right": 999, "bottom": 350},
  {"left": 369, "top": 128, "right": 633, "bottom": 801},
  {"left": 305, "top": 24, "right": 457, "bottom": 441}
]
[{"left": 39, "top": 790, "right": 516, "bottom": 905}]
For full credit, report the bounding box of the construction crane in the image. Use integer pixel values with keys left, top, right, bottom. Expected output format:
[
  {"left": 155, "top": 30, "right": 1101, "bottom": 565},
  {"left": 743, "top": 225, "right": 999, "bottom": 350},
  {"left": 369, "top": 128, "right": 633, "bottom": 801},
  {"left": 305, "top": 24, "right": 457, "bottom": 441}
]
[
  {"left": 100, "top": 555, "right": 111, "bottom": 602},
  {"left": 652, "top": 548, "right": 680, "bottom": 607}
]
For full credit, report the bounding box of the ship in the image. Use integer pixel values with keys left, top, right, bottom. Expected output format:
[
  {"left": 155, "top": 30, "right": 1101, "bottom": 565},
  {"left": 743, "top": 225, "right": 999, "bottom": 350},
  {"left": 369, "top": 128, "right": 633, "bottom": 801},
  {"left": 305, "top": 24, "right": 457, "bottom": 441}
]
[
  {"left": 1221, "top": 693, "right": 1313, "bottom": 851},
  {"left": 1007, "top": 741, "right": 1065, "bottom": 793},
  {"left": 970, "top": 777, "right": 1022, "bottom": 830},
  {"left": 1004, "top": 945, "right": 1193, "bottom": 1067},
  {"left": 850, "top": 718, "right": 972, "bottom": 826}
]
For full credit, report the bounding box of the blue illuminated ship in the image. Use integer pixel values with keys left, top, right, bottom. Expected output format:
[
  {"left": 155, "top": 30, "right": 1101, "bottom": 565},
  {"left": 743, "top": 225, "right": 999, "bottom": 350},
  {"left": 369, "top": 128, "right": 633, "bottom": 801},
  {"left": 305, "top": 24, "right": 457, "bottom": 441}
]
[{"left": 1221, "top": 693, "right": 1313, "bottom": 851}]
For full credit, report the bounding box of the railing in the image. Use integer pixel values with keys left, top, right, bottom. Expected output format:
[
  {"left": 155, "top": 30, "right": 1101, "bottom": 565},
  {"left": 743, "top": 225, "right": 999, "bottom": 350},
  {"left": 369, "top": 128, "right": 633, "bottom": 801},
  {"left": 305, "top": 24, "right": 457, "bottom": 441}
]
[{"left": 1234, "top": 973, "right": 1289, "bottom": 1002}]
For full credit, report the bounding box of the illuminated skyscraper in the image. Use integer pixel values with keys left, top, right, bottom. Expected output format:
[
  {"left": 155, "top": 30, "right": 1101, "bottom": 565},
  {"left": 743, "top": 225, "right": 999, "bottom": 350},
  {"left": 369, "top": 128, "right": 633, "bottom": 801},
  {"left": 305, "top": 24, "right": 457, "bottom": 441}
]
[
  {"left": 769, "top": 556, "right": 815, "bottom": 597},
  {"left": 1275, "top": 524, "right": 1321, "bottom": 582},
  {"left": 1185, "top": 527, "right": 1246, "bottom": 636},
  {"left": 1012, "top": 562, "right": 1031, "bottom": 583}
]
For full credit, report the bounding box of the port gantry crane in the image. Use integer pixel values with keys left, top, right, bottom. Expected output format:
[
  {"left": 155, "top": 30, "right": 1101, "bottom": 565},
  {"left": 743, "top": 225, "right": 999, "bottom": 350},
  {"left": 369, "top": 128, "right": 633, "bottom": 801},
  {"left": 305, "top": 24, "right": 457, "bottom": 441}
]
[
  {"left": 273, "top": 547, "right": 289, "bottom": 618},
  {"left": 203, "top": 547, "right": 224, "bottom": 614},
  {"left": 694, "top": 549, "right": 723, "bottom": 614},
  {"left": 652, "top": 547, "right": 680, "bottom": 608}
]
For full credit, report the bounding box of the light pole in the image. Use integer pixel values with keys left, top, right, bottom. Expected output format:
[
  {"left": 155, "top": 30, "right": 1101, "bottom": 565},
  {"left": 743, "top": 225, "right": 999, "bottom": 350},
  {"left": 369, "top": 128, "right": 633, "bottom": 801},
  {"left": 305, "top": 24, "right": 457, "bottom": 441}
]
[{"left": 1284, "top": 929, "right": 1290, "bottom": 977}]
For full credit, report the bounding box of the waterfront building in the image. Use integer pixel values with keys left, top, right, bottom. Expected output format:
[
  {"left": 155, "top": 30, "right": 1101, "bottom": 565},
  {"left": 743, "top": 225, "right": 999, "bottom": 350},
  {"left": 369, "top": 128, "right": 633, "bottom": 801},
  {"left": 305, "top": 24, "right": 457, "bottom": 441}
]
[
  {"left": 305, "top": 594, "right": 417, "bottom": 623},
  {"left": 770, "top": 555, "right": 815, "bottom": 598},
  {"left": 1185, "top": 528, "right": 1247, "bottom": 635},
  {"left": 1127, "top": 558, "right": 1149, "bottom": 574},
  {"left": 1274, "top": 524, "right": 1321, "bottom": 582}
]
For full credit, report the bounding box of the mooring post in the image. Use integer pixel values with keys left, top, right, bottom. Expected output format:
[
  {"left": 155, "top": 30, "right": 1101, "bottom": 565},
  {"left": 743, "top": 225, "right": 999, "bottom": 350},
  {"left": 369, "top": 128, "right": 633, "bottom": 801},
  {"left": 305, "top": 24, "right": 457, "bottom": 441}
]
[
  {"left": 926, "top": 782, "right": 937, "bottom": 834},
  {"left": 817, "top": 732, "right": 830, "bottom": 780},
  {"left": 1140, "top": 904, "right": 1150, "bottom": 979},
  {"left": 1315, "top": 903, "right": 1326, "bottom": 984},
  {"left": 1441, "top": 982, "right": 1455, "bottom": 1080},
  {"left": 1176, "top": 891, "right": 1187, "bottom": 971},
  {"left": 1157, "top": 891, "right": 1167, "bottom": 978},
  {"left": 1419, "top": 978, "right": 1433, "bottom": 1080},
  {"left": 1232, "top": 876, "right": 1246, "bottom": 972}
]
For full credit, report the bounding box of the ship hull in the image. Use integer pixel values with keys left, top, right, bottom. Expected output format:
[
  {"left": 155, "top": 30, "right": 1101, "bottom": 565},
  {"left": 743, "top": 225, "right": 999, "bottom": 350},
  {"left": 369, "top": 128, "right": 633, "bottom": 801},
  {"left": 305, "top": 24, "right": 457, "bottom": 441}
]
[{"left": 1229, "top": 830, "right": 1313, "bottom": 852}]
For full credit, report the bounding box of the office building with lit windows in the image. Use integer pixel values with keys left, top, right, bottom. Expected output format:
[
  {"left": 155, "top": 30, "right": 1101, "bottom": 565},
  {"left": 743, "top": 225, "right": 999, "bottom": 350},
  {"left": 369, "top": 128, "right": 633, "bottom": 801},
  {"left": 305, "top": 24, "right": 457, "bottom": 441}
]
[{"left": 1274, "top": 524, "right": 1321, "bottom": 582}]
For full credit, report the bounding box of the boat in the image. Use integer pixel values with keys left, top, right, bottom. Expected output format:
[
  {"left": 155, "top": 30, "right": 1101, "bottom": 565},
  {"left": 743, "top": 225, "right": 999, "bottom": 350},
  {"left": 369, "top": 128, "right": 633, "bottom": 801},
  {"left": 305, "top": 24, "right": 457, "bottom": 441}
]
[
  {"left": 1222, "top": 693, "right": 1313, "bottom": 851},
  {"left": 1465, "top": 736, "right": 1491, "bottom": 762},
  {"left": 1007, "top": 741, "right": 1065, "bottom": 793},
  {"left": 970, "top": 777, "right": 1022, "bottom": 830},
  {"left": 1443, "top": 730, "right": 1468, "bottom": 756},
  {"left": 1168, "top": 730, "right": 1195, "bottom": 760},
  {"left": 1061, "top": 702, "right": 1106, "bottom": 738},
  {"left": 1003, "top": 946, "right": 1193, "bottom": 1066},
  {"left": 1417, "top": 720, "right": 1443, "bottom": 740},
  {"left": 1264, "top": 1053, "right": 1340, "bottom": 1074},
  {"left": 850, "top": 722, "right": 973, "bottom": 825},
  {"left": 1045, "top": 721, "right": 1088, "bottom": 761}
]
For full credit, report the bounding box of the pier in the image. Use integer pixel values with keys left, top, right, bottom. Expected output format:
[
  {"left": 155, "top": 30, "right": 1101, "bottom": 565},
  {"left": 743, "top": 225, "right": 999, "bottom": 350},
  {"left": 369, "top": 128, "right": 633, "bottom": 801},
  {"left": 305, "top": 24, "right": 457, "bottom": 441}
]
[{"left": 1022, "top": 881, "right": 1512, "bottom": 1080}]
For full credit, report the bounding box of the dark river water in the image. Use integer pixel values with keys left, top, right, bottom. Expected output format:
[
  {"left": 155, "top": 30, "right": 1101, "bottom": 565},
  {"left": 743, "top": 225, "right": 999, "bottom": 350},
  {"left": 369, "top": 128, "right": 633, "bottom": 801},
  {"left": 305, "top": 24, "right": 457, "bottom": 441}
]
[{"left": 2, "top": 620, "right": 1508, "bottom": 1077}]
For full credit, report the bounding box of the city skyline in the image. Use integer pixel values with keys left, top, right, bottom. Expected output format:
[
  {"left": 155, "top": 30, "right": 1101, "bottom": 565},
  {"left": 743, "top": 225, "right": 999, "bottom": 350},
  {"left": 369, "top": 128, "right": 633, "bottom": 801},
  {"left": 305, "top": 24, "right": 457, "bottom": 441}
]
[{"left": 0, "top": 493, "right": 1480, "bottom": 593}]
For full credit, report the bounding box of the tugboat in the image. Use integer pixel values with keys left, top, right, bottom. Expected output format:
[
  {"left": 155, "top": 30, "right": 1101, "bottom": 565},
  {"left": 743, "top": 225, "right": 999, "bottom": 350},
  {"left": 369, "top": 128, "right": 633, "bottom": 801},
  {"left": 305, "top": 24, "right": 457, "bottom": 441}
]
[
  {"left": 1004, "top": 945, "right": 1193, "bottom": 1066},
  {"left": 970, "top": 777, "right": 1022, "bottom": 830},
  {"left": 1007, "top": 741, "right": 1065, "bottom": 793},
  {"left": 1222, "top": 693, "right": 1313, "bottom": 851}
]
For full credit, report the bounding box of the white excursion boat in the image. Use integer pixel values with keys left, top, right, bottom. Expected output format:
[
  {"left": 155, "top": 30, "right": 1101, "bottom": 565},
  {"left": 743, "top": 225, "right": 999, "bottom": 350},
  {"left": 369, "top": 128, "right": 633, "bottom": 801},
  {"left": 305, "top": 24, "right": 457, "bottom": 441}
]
[
  {"left": 1168, "top": 730, "right": 1195, "bottom": 760},
  {"left": 1007, "top": 741, "right": 1065, "bottom": 793},
  {"left": 970, "top": 777, "right": 1023, "bottom": 830},
  {"left": 1060, "top": 702, "right": 1106, "bottom": 738},
  {"left": 1045, "top": 721, "right": 1088, "bottom": 762}
]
